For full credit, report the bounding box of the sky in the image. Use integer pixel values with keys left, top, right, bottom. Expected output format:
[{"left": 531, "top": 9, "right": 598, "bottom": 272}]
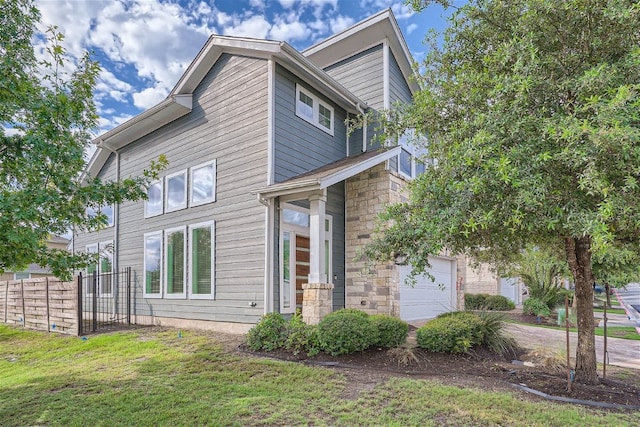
[{"left": 29, "top": 0, "right": 455, "bottom": 139}]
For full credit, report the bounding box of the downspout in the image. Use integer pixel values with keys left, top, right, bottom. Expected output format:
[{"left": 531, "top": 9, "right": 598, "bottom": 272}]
[
  {"left": 257, "top": 194, "right": 273, "bottom": 314},
  {"left": 356, "top": 103, "right": 367, "bottom": 153}
]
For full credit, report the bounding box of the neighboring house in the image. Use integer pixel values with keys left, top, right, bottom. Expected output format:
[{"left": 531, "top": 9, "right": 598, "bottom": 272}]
[
  {"left": 74, "top": 9, "right": 460, "bottom": 333},
  {"left": 458, "top": 255, "right": 523, "bottom": 306},
  {"left": 0, "top": 235, "right": 71, "bottom": 281}
]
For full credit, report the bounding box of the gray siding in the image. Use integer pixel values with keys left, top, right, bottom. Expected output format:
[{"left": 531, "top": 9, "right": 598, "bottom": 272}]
[
  {"left": 328, "top": 183, "right": 345, "bottom": 310},
  {"left": 79, "top": 54, "right": 269, "bottom": 325},
  {"left": 389, "top": 50, "right": 412, "bottom": 105},
  {"left": 273, "top": 64, "right": 347, "bottom": 182},
  {"left": 324, "top": 44, "right": 384, "bottom": 110}
]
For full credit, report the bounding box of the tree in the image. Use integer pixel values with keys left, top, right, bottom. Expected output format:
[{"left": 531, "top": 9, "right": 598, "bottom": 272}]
[
  {"left": 0, "top": 0, "right": 165, "bottom": 280},
  {"left": 366, "top": 0, "right": 639, "bottom": 384}
]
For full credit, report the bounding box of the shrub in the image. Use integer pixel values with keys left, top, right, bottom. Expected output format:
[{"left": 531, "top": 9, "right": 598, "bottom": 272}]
[
  {"left": 318, "top": 310, "right": 378, "bottom": 356},
  {"left": 416, "top": 316, "right": 473, "bottom": 353},
  {"left": 523, "top": 297, "right": 551, "bottom": 317},
  {"left": 464, "top": 293, "right": 490, "bottom": 310},
  {"left": 436, "top": 311, "right": 484, "bottom": 345},
  {"left": 484, "top": 295, "right": 516, "bottom": 311},
  {"left": 334, "top": 308, "right": 369, "bottom": 318},
  {"left": 474, "top": 310, "right": 518, "bottom": 356},
  {"left": 284, "top": 313, "right": 320, "bottom": 356},
  {"left": 370, "top": 314, "right": 409, "bottom": 348},
  {"left": 246, "top": 312, "right": 287, "bottom": 351}
]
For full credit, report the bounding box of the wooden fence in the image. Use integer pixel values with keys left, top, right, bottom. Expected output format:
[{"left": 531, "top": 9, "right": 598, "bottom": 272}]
[{"left": 0, "top": 277, "right": 79, "bottom": 335}]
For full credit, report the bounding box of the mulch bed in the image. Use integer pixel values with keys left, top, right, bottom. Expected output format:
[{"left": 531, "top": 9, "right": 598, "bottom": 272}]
[{"left": 243, "top": 341, "right": 640, "bottom": 409}]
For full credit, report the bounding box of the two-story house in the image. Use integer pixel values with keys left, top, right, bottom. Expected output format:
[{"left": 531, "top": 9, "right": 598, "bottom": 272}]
[{"left": 74, "top": 9, "right": 459, "bottom": 333}]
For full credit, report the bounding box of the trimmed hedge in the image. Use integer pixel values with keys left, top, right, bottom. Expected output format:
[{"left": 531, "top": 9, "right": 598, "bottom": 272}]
[
  {"left": 464, "top": 293, "right": 490, "bottom": 310},
  {"left": 317, "top": 309, "right": 378, "bottom": 356},
  {"left": 416, "top": 316, "right": 474, "bottom": 353},
  {"left": 246, "top": 312, "right": 287, "bottom": 351},
  {"left": 484, "top": 295, "right": 516, "bottom": 311},
  {"left": 370, "top": 314, "right": 409, "bottom": 348},
  {"left": 436, "top": 311, "right": 485, "bottom": 346}
]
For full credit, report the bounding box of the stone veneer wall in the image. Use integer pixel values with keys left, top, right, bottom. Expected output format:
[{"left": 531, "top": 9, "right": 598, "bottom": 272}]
[{"left": 345, "top": 162, "right": 407, "bottom": 316}]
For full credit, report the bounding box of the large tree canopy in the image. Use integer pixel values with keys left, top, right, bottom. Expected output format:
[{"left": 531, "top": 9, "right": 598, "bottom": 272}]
[
  {"left": 0, "top": 0, "right": 165, "bottom": 280},
  {"left": 368, "top": 0, "right": 639, "bottom": 384}
]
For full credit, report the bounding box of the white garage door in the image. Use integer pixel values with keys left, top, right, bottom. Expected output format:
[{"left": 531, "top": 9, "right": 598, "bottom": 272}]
[{"left": 399, "top": 257, "right": 456, "bottom": 321}]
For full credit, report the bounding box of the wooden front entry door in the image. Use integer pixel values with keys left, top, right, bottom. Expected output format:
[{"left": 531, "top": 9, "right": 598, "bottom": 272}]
[{"left": 295, "top": 235, "right": 310, "bottom": 309}]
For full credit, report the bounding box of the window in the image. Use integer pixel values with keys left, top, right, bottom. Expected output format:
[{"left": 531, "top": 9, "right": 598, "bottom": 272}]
[
  {"left": 86, "top": 244, "right": 99, "bottom": 295},
  {"left": 295, "top": 84, "right": 334, "bottom": 135},
  {"left": 190, "top": 160, "right": 216, "bottom": 207},
  {"left": 189, "top": 221, "right": 215, "bottom": 299},
  {"left": 99, "top": 240, "right": 113, "bottom": 296},
  {"left": 87, "top": 204, "right": 114, "bottom": 227},
  {"left": 164, "top": 227, "right": 186, "bottom": 298},
  {"left": 282, "top": 231, "right": 292, "bottom": 310},
  {"left": 165, "top": 170, "right": 187, "bottom": 212},
  {"left": 14, "top": 272, "right": 30, "bottom": 280},
  {"left": 144, "top": 232, "right": 162, "bottom": 298},
  {"left": 397, "top": 129, "right": 428, "bottom": 179},
  {"left": 145, "top": 181, "right": 163, "bottom": 217}
]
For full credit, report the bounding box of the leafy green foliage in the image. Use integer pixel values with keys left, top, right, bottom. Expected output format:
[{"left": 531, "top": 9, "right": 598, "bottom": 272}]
[
  {"left": 473, "top": 310, "right": 518, "bottom": 356},
  {"left": 416, "top": 316, "right": 474, "bottom": 354},
  {"left": 523, "top": 297, "right": 552, "bottom": 317},
  {"left": 0, "top": 0, "right": 166, "bottom": 280},
  {"left": 483, "top": 295, "right": 516, "bottom": 311},
  {"left": 436, "top": 311, "right": 485, "bottom": 346},
  {"left": 464, "top": 293, "right": 490, "bottom": 310},
  {"left": 246, "top": 312, "right": 287, "bottom": 352},
  {"left": 284, "top": 312, "right": 320, "bottom": 356},
  {"left": 363, "top": 0, "right": 640, "bottom": 383},
  {"left": 369, "top": 314, "right": 409, "bottom": 348},
  {"left": 317, "top": 309, "right": 378, "bottom": 356}
]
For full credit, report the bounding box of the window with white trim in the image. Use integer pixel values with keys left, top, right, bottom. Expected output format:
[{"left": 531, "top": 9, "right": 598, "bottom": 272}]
[
  {"left": 85, "top": 243, "right": 99, "bottom": 295},
  {"left": 189, "top": 221, "right": 215, "bottom": 299},
  {"left": 295, "top": 84, "right": 334, "bottom": 135},
  {"left": 397, "top": 129, "right": 428, "bottom": 179},
  {"left": 190, "top": 160, "right": 216, "bottom": 207},
  {"left": 165, "top": 170, "right": 187, "bottom": 212},
  {"left": 144, "top": 231, "right": 163, "bottom": 298},
  {"left": 99, "top": 240, "right": 113, "bottom": 296},
  {"left": 87, "top": 204, "right": 115, "bottom": 227},
  {"left": 145, "top": 181, "right": 163, "bottom": 217},
  {"left": 164, "top": 227, "right": 186, "bottom": 298}
]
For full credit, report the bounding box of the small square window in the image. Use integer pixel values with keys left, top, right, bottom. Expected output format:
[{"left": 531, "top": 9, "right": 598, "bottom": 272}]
[
  {"left": 399, "top": 149, "right": 412, "bottom": 177},
  {"left": 166, "top": 171, "right": 187, "bottom": 212},
  {"left": 190, "top": 160, "right": 216, "bottom": 207},
  {"left": 145, "top": 181, "right": 163, "bottom": 217},
  {"left": 14, "top": 272, "right": 30, "bottom": 280},
  {"left": 297, "top": 91, "right": 314, "bottom": 120},
  {"left": 318, "top": 104, "right": 332, "bottom": 130}
]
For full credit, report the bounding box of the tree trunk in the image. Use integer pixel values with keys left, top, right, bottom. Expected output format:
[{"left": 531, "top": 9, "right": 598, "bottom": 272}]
[{"left": 565, "top": 236, "right": 599, "bottom": 385}]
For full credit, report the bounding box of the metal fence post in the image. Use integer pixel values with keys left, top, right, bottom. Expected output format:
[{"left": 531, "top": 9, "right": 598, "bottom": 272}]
[
  {"left": 92, "top": 270, "right": 98, "bottom": 332},
  {"left": 77, "top": 273, "right": 83, "bottom": 336},
  {"left": 126, "top": 267, "right": 131, "bottom": 325}
]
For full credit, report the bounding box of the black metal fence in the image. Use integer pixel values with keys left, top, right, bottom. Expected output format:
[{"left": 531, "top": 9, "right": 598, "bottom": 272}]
[{"left": 78, "top": 267, "right": 131, "bottom": 335}]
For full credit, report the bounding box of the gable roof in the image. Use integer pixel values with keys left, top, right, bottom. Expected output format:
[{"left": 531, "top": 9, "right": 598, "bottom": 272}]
[
  {"left": 303, "top": 9, "right": 419, "bottom": 94},
  {"left": 86, "top": 35, "right": 370, "bottom": 180},
  {"left": 254, "top": 146, "right": 401, "bottom": 200}
]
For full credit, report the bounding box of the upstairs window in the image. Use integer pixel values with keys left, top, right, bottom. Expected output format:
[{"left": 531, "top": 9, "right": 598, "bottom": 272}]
[
  {"left": 145, "top": 181, "right": 163, "bottom": 218},
  {"left": 190, "top": 160, "right": 216, "bottom": 207},
  {"left": 295, "top": 84, "right": 334, "bottom": 135},
  {"left": 397, "top": 129, "right": 428, "bottom": 179},
  {"left": 87, "top": 204, "right": 114, "bottom": 227},
  {"left": 166, "top": 170, "right": 187, "bottom": 212}
]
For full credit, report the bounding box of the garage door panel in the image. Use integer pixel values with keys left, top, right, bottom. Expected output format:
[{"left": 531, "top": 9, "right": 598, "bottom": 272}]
[{"left": 399, "top": 257, "right": 456, "bottom": 321}]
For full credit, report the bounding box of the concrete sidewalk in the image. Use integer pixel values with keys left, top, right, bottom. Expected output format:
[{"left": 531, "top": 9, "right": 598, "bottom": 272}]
[{"left": 504, "top": 323, "right": 640, "bottom": 370}]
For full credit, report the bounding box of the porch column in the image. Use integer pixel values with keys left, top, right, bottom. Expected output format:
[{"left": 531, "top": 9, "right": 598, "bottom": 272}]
[
  {"left": 303, "top": 190, "right": 333, "bottom": 325},
  {"left": 308, "top": 191, "right": 327, "bottom": 284}
]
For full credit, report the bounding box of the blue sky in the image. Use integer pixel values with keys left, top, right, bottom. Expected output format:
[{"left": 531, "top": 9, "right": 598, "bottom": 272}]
[{"left": 30, "top": 0, "right": 454, "bottom": 138}]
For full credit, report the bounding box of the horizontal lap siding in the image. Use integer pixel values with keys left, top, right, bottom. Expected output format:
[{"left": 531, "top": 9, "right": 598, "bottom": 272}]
[
  {"left": 327, "top": 184, "right": 345, "bottom": 310},
  {"left": 97, "top": 54, "right": 269, "bottom": 325},
  {"left": 273, "top": 64, "right": 347, "bottom": 182},
  {"left": 389, "top": 51, "right": 412, "bottom": 105}
]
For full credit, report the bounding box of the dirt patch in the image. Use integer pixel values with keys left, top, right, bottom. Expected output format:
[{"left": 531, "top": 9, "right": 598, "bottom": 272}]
[{"left": 241, "top": 342, "right": 640, "bottom": 409}]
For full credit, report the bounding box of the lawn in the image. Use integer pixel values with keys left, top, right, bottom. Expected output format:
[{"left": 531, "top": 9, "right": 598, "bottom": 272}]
[{"left": 1, "top": 325, "right": 639, "bottom": 426}]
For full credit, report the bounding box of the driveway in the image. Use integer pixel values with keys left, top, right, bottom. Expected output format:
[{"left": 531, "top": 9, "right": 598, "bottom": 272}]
[{"left": 504, "top": 323, "right": 640, "bottom": 370}]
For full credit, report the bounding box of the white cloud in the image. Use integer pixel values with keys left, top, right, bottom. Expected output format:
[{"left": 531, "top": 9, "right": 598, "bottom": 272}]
[
  {"left": 250, "top": 0, "right": 265, "bottom": 8},
  {"left": 95, "top": 69, "right": 133, "bottom": 103},
  {"left": 329, "top": 15, "right": 354, "bottom": 34},
  {"left": 133, "top": 86, "right": 168, "bottom": 110},
  {"left": 2, "top": 127, "right": 24, "bottom": 137},
  {"left": 406, "top": 23, "right": 418, "bottom": 35},
  {"left": 391, "top": 2, "right": 414, "bottom": 20},
  {"left": 222, "top": 15, "right": 271, "bottom": 39},
  {"left": 269, "top": 16, "right": 311, "bottom": 42},
  {"left": 278, "top": 0, "right": 297, "bottom": 8}
]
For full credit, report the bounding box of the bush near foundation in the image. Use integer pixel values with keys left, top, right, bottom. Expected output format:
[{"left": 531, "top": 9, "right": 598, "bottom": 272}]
[
  {"left": 416, "top": 316, "right": 474, "bottom": 353},
  {"left": 246, "top": 312, "right": 287, "bottom": 351},
  {"left": 284, "top": 313, "right": 320, "bottom": 356},
  {"left": 484, "top": 295, "right": 516, "bottom": 311},
  {"left": 369, "top": 314, "right": 409, "bottom": 348},
  {"left": 464, "top": 293, "right": 490, "bottom": 310},
  {"left": 317, "top": 309, "right": 378, "bottom": 356}
]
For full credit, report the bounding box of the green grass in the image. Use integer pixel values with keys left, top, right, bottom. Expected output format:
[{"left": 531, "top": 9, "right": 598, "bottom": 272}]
[
  {"left": 507, "top": 320, "right": 639, "bottom": 341},
  {"left": 1, "top": 325, "right": 639, "bottom": 426},
  {"left": 593, "top": 307, "right": 627, "bottom": 315}
]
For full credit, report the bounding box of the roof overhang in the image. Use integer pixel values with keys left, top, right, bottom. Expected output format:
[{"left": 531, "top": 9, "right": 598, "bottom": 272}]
[
  {"left": 303, "top": 9, "right": 420, "bottom": 94},
  {"left": 253, "top": 146, "right": 401, "bottom": 200}
]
